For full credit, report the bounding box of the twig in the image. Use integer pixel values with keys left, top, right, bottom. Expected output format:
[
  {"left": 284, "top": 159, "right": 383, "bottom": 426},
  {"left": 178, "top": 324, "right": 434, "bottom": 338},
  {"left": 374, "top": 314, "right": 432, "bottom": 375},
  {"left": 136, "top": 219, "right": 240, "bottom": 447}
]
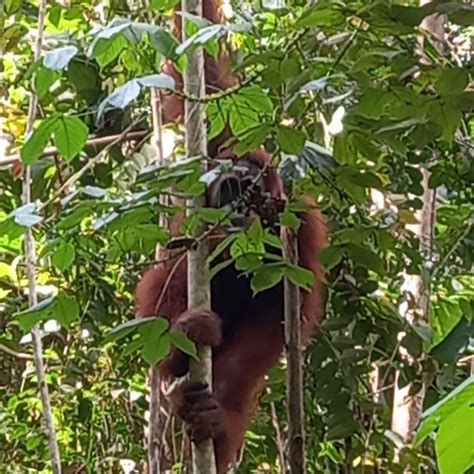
[
  {"left": 432, "top": 219, "right": 473, "bottom": 280},
  {"left": 281, "top": 227, "right": 306, "bottom": 474},
  {"left": 21, "top": 0, "right": 62, "bottom": 472},
  {"left": 266, "top": 386, "right": 286, "bottom": 473},
  {"left": 0, "top": 342, "right": 35, "bottom": 361}
]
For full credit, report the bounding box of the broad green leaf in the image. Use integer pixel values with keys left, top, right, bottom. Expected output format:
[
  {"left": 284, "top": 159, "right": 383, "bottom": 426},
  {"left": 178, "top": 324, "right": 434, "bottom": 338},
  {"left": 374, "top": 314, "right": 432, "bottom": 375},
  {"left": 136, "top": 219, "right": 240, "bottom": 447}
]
[
  {"left": 296, "top": 4, "right": 345, "bottom": 28},
  {"left": 280, "top": 210, "right": 300, "bottom": 231},
  {"left": 52, "top": 116, "right": 88, "bottom": 160},
  {"left": 436, "top": 402, "right": 474, "bottom": 474},
  {"left": 121, "top": 336, "right": 145, "bottom": 358},
  {"left": 319, "top": 246, "right": 343, "bottom": 270},
  {"left": 169, "top": 331, "right": 198, "bottom": 359},
  {"left": 105, "top": 317, "right": 169, "bottom": 343},
  {"left": 51, "top": 241, "right": 76, "bottom": 271},
  {"left": 276, "top": 126, "right": 306, "bottom": 155},
  {"left": 436, "top": 68, "right": 469, "bottom": 97},
  {"left": 348, "top": 244, "right": 384, "bottom": 275},
  {"left": 34, "top": 67, "right": 59, "bottom": 98},
  {"left": 137, "top": 74, "right": 176, "bottom": 90},
  {"left": 415, "top": 376, "right": 474, "bottom": 445},
  {"left": 326, "top": 418, "right": 359, "bottom": 440},
  {"left": 67, "top": 59, "right": 101, "bottom": 104},
  {"left": 234, "top": 124, "right": 272, "bottom": 156},
  {"left": 21, "top": 117, "right": 57, "bottom": 164},
  {"left": 10, "top": 203, "right": 43, "bottom": 228},
  {"left": 149, "top": 29, "right": 180, "bottom": 60},
  {"left": 141, "top": 325, "right": 172, "bottom": 365},
  {"left": 43, "top": 45, "right": 78, "bottom": 71},
  {"left": 251, "top": 264, "right": 285, "bottom": 294},
  {"left": 286, "top": 264, "right": 315, "bottom": 291},
  {"left": 0, "top": 262, "right": 15, "bottom": 280},
  {"left": 248, "top": 219, "right": 264, "bottom": 245},
  {"left": 17, "top": 296, "right": 56, "bottom": 332},
  {"left": 54, "top": 294, "right": 79, "bottom": 328}
]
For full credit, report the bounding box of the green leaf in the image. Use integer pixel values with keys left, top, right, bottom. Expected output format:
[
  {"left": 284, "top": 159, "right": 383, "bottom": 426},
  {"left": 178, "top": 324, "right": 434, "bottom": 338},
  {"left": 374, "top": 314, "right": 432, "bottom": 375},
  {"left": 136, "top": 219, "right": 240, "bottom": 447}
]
[
  {"left": 21, "top": 117, "right": 58, "bottom": 164},
  {"left": 67, "top": 59, "right": 101, "bottom": 104},
  {"left": 0, "top": 262, "right": 15, "bottom": 280},
  {"left": 279, "top": 210, "right": 301, "bottom": 231},
  {"left": 169, "top": 331, "right": 198, "bottom": 360},
  {"left": 34, "top": 67, "right": 59, "bottom": 98},
  {"left": 436, "top": 68, "right": 469, "bottom": 97},
  {"left": 276, "top": 126, "right": 306, "bottom": 155},
  {"left": 296, "top": 4, "right": 345, "bottom": 28},
  {"left": 105, "top": 317, "right": 169, "bottom": 343},
  {"left": 251, "top": 264, "right": 285, "bottom": 294},
  {"left": 17, "top": 296, "right": 56, "bottom": 332},
  {"left": 347, "top": 244, "right": 384, "bottom": 274},
  {"left": 43, "top": 45, "right": 78, "bottom": 71},
  {"left": 98, "top": 75, "right": 174, "bottom": 119},
  {"left": 52, "top": 117, "right": 88, "bottom": 161},
  {"left": 436, "top": 401, "right": 474, "bottom": 474},
  {"left": 326, "top": 418, "right": 359, "bottom": 440},
  {"left": 54, "top": 294, "right": 79, "bottom": 328},
  {"left": 141, "top": 322, "right": 172, "bottom": 365},
  {"left": 121, "top": 336, "right": 145, "bottom": 358},
  {"left": 10, "top": 203, "right": 43, "bottom": 228},
  {"left": 319, "top": 246, "right": 343, "bottom": 271},
  {"left": 248, "top": 218, "right": 264, "bottom": 245},
  {"left": 234, "top": 124, "right": 272, "bottom": 156},
  {"left": 415, "top": 376, "right": 474, "bottom": 446},
  {"left": 137, "top": 74, "right": 176, "bottom": 90},
  {"left": 286, "top": 264, "right": 315, "bottom": 291},
  {"left": 149, "top": 29, "right": 180, "bottom": 60},
  {"left": 51, "top": 241, "right": 75, "bottom": 271}
]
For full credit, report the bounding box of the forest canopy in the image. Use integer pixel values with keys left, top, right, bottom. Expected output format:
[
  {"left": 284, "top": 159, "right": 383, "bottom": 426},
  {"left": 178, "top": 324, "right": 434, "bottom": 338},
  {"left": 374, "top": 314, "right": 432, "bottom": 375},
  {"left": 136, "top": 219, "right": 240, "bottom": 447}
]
[{"left": 0, "top": 0, "right": 473, "bottom": 473}]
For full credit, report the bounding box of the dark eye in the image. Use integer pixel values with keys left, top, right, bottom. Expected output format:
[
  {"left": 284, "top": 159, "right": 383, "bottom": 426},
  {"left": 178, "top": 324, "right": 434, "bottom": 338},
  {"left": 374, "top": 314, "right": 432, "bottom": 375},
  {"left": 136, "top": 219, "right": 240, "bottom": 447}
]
[{"left": 218, "top": 177, "right": 241, "bottom": 207}]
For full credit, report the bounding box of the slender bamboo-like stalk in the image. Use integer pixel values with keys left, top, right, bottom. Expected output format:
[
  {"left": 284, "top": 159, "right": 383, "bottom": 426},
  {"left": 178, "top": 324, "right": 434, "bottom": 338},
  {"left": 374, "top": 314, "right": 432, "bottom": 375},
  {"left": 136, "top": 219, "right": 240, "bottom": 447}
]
[
  {"left": 147, "top": 87, "right": 166, "bottom": 474},
  {"left": 21, "top": 0, "right": 62, "bottom": 472},
  {"left": 181, "top": 0, "right": 216, "bottom": 472},
  {"left": 281, "top": 227, "right": 306, "bottom": 474}
]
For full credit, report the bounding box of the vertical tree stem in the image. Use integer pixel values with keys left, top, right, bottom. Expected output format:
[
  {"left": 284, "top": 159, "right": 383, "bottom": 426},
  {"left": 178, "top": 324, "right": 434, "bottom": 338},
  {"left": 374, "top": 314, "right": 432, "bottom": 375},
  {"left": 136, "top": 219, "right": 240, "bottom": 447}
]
[
  {"left": 282, "top": 227, "right": 306, "bottom": 474},
  {"left": 22, "top": 0, "right": 62, "bottom": 472},
  {"left": 147, "top": 87, "right": 165, "bottom": 474},
  {"left": 181, "top": 0, "right": 216, "bottom": 472}
]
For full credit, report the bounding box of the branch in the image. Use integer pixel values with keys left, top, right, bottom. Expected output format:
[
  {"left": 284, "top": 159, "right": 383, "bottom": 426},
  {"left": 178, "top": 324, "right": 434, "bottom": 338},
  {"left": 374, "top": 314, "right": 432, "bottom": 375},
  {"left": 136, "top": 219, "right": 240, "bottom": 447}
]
[
  {"left": 0, "top": 342, "right": 35, "bottom": 361},
  {"left": 1, "top": 130, "right": 150, "bottom": 170},
  {"left": 21, "top": 0, "right": 62, "bottom": 471}
]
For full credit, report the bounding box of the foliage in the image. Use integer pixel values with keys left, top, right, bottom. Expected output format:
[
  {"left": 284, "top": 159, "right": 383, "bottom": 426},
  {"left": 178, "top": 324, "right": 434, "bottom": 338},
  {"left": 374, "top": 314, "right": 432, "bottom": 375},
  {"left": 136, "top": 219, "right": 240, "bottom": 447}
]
[{"left": 0, "top": 0, "right": 473, "bottom": 473}]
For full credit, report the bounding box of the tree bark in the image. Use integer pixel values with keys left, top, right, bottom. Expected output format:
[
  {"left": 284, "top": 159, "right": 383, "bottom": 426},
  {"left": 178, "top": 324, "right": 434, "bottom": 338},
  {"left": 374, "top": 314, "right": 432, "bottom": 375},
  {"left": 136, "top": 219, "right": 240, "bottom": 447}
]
[
  {"left": 181, "top": 1, "right": 217, "bottom": 473},
  {"left": 391, "top": 1, "right": 443, "bottom": 454},
  {"left": 147, "top": 87, "right": 166, "bottom": 474},
  {"left": 282, "top": 227, "right": 306, "bottom": 474}
]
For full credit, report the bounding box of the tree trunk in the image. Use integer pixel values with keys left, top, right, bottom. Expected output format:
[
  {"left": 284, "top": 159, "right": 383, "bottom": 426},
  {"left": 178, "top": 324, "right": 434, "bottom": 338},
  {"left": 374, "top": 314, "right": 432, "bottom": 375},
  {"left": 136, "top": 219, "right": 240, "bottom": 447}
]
[
  {"left": 181, "top": 1, "right": 217, "bottom": 472},
  {"left": 282, "top": 227, "right": 306, "bottom": 474},
  {"left": 391, "top": 0, "right": 444, "bottom": 454}
]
